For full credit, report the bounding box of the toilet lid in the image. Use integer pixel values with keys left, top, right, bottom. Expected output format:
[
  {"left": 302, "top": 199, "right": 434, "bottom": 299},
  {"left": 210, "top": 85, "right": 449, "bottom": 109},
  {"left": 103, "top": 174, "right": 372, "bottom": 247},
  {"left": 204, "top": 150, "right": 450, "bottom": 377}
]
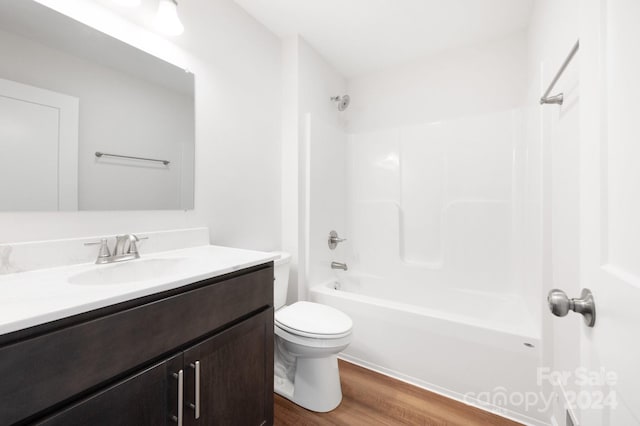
[{"left": 275, "top": 301, "right": 353, "bottom": 336}]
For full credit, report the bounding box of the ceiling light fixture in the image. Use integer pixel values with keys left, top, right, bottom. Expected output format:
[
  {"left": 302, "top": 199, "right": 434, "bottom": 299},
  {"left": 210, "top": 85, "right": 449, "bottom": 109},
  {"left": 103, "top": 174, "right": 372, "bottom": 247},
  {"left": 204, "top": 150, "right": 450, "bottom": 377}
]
[
  {"left": 112, "top": 0, "right": 142, "bottom": 7},
  {"left": 154, "top": 0, "right": 185, "bottom": 36}
]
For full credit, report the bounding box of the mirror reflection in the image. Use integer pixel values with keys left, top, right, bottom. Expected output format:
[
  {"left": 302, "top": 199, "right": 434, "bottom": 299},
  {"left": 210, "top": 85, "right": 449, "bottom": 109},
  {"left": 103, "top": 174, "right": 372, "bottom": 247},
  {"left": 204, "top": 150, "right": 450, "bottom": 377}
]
[{"left": 0, "top": 1, "right": 195, "bottom": 211}]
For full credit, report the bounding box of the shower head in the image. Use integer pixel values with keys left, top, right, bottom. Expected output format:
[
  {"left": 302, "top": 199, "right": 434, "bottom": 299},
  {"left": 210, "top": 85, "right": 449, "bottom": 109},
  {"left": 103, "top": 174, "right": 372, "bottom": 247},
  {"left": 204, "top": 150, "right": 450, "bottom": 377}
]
[{"left": 330, "top": 94, "right": 350, "bottom": 111}]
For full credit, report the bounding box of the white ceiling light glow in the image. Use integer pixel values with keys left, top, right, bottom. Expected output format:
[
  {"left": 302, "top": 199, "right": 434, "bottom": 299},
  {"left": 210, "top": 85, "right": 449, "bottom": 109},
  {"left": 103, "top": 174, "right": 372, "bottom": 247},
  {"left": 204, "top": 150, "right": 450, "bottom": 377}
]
[
  {"left": 111, "top": 0, "right": 142, "bottom": 7},
  {"left": 154, "top": 0, "right": 185, "bottom": 36}
]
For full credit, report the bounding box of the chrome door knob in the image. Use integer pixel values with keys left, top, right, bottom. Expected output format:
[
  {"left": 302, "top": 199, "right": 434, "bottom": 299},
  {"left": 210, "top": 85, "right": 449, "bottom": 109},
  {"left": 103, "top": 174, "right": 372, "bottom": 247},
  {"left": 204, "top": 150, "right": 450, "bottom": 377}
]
[
  {"left": 547, "top": 289, "right": 572, "bottom": 317},
  {"left": 547, "top": 288, "right": 596, "bottom": 327}
]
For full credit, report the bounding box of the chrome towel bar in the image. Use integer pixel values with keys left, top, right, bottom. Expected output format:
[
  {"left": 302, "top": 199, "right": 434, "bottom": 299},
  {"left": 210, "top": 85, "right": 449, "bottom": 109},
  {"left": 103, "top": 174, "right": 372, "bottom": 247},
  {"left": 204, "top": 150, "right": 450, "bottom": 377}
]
[
  {"left": 95, "top": 151, "right": 170, "bottom": 165},
  {"left": 540, "top": 40, "right": 580, "bottom": 106}
]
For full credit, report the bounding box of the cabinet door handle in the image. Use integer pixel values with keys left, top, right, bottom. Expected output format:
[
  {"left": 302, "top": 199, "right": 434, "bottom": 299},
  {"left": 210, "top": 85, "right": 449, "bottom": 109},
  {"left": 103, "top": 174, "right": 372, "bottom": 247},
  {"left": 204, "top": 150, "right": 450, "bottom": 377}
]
[
  {"left": 189, "top": 361, "right": 201, "bottom": 419},
  {"left": 172, "top": 370, "right": 184, "bottom": 426}
]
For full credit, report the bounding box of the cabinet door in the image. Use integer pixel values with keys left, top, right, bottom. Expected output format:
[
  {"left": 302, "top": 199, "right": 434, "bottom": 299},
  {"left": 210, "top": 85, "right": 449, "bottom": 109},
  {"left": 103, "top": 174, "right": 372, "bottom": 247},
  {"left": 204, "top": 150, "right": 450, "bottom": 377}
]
[
  {"left": 36, "top": 354, "right": 184, "bottom": 426},
  {"left": 183, "top": 308, "right": 274, "bottom": 426}
]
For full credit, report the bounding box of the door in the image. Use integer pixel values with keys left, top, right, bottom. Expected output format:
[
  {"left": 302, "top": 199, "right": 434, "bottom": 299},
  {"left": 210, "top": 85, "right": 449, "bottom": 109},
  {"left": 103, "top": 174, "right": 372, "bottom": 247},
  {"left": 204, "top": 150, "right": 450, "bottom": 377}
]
[
  {"left": 36, "top": 354, "right": 184, "bottom": 426},
  {"left": 183, "top": 308, "right": 274, "bottom": 426},
  {"left": 546, "top": 0, "right": 640, "bottom": 425},
  {"left": 577, "top": 0, "right": 640, "bottom": 424},
  {"left": 0, "top": 78, "right": 78, "bottom": 210}
]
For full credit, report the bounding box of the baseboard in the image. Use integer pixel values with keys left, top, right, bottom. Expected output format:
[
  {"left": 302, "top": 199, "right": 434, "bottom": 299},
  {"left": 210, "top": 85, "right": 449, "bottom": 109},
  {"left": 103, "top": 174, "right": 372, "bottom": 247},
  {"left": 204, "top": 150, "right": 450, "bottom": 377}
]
[{"left": 338, "top": 353, "right": 551, "bottom": 426}]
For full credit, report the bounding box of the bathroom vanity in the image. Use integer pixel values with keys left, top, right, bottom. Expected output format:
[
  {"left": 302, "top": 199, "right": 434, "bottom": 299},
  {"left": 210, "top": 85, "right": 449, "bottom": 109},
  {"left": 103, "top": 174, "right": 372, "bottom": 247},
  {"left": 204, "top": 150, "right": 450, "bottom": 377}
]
[{"left": 0, "top": 241, "right": 275, "bottom": 426}]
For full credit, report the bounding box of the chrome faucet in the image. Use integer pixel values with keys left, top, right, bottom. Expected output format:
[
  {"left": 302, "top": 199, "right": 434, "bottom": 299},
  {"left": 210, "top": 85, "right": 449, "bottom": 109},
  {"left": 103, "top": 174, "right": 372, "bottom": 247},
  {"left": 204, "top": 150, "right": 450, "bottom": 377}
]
[
  {"left": 331, "top": 261, "right": 348, "bottom": 271},
  {"left": 85, "top": 234, "right": 145, "bottom": 264},
  {"left": 114, "top": 234, "right": 140, "bottom": 257}
]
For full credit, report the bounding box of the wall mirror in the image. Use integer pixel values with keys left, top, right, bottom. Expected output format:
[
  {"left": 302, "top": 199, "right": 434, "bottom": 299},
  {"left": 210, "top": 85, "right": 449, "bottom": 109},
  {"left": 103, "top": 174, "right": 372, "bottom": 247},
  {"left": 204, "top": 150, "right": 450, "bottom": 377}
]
[{"left": 0, "top": 1, "right": 195, "bottom": 211}]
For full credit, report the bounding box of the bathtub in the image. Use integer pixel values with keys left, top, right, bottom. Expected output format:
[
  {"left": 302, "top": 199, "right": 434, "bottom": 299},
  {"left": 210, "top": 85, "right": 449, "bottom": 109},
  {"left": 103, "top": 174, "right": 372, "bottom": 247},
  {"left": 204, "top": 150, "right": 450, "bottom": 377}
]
[{"left": 310, "top": 276, "right": 547, "bottom": 425}]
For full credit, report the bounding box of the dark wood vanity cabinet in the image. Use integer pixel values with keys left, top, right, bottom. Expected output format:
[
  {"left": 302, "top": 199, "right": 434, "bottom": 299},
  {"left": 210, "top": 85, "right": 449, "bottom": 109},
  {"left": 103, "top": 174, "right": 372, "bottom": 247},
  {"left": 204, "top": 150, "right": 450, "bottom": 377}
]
[
  {"left": 182, "top": 309, "right": 273, "bottom": 426},
  {"left": 0, "top": 263, "right": 274, "bottom": 426},
  {"left": 36, "top": 354, "right": 185, "bottom": 426}
]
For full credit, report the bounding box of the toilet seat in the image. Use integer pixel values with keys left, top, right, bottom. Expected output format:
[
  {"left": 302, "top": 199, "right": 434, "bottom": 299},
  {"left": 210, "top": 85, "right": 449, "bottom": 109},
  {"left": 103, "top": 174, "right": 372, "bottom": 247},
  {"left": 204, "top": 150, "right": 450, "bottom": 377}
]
[
  {"left": 275, "top": 301, "right": 352, "bottom": 339},
  {"left": 275, "top": 322, "right": 352, "bottom": 339},
  {"left": 275, "top": 325, "right": 352, "bottom": 349}
]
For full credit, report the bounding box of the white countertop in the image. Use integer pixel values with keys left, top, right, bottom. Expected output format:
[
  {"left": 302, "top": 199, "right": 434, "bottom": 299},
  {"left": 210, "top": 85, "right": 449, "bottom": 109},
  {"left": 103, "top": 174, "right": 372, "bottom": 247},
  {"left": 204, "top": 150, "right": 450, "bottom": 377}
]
[{"left": 0, "top": 245, "right": 277, "bottom": 336}]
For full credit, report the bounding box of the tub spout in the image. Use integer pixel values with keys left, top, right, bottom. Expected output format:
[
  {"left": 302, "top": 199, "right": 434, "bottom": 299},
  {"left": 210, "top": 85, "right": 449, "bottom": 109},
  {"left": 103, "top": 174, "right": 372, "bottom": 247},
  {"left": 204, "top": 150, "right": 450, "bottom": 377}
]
[{"left": 331, "top": 261, "right": 348, "bottom": 271}]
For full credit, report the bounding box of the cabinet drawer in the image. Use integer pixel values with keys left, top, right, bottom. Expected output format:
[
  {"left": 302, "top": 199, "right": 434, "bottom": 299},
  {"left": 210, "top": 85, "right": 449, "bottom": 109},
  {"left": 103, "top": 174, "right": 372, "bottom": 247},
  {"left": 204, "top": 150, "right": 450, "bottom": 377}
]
[{"left": 0, "top": 265, "right": 273, "bottom": 425}]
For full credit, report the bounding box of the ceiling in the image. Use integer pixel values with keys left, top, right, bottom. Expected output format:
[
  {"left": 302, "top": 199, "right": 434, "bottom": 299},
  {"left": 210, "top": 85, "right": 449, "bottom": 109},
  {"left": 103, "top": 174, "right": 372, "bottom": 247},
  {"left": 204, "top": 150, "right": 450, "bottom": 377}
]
[{"left": 233, "top": 0, "right": 533, "bottom": 78}]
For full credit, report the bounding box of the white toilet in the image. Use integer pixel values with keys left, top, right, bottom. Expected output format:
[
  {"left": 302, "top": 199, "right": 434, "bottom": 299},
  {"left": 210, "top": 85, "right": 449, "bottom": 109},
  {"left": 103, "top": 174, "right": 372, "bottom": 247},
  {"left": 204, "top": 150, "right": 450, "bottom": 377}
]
[{"left": 272, "top": 252, "right": 353, "bottom": 412}]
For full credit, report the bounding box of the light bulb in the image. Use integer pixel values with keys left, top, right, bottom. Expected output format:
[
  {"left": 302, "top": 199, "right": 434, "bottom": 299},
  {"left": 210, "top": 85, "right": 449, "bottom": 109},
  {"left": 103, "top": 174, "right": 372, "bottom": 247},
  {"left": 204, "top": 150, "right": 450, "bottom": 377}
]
[
  {"left": 112, "top": 0, "right": 141, "bottom": 7},
  {"left": 154, "top": 0, "right": 184, "bottom": 36}
]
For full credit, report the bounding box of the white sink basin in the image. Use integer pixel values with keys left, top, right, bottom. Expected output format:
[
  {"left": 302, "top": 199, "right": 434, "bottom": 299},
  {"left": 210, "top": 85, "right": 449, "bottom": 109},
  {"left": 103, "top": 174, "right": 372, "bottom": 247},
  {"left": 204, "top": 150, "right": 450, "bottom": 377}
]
[{"left": 68, "top": 258, "right": 187, "bottom": 286}]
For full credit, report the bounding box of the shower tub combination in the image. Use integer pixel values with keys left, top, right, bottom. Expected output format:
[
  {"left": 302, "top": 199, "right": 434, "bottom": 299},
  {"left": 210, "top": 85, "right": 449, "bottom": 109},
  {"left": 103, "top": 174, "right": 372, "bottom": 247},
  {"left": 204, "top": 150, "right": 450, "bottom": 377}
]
[
  {"left": 310, "top": 275, "right": 545, "bottom": 425},
  {"left": 305, "top": 109, "right": 545, "bottom": 423}
]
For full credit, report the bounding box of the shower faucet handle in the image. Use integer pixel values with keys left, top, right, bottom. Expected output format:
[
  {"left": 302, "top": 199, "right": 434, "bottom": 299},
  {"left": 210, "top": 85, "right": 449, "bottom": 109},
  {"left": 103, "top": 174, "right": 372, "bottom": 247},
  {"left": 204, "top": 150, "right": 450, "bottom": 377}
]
[{"left": 328, "top": 230, "right": 347, "bottom": 250}]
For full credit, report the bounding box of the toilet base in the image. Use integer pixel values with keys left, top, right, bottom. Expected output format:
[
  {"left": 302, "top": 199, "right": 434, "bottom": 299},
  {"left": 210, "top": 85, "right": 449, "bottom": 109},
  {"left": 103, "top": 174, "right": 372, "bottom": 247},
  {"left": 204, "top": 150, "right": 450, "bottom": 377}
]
[{"left": 275, "top": 354, "right": 343, "bottom": 412}]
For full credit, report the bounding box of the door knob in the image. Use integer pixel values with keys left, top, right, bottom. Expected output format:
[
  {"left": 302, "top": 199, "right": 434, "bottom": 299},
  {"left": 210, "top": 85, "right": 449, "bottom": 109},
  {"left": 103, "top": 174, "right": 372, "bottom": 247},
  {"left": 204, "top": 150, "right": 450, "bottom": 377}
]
[{"left": 547, "top": 288, "right": 596, "bottom": 327}]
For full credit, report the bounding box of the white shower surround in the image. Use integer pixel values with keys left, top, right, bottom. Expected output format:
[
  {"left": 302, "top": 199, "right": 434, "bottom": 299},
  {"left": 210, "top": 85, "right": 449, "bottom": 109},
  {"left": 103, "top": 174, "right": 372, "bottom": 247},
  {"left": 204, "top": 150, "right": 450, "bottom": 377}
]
[
  {"left": 317, "top": 109, "right": 542, "bottom": 422},
  {"left": 305, "top": 106, "right": 543, "bottom": 419},
  {"left": 305, "top": 109, "right": 543, "bottom": 423},
  {"left": 300, "top": 31, "right": 541, "bottom": 423},
  {"left": 344, "top": 109, "right": 528, "bottom": 299}
]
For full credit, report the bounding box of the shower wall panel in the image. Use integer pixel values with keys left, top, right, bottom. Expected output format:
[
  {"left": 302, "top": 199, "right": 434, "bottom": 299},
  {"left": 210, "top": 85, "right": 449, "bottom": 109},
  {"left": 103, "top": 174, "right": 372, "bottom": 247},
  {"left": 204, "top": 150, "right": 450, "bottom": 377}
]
[{"left": 346, "top": 109, "right": 523, "bottom": 295}]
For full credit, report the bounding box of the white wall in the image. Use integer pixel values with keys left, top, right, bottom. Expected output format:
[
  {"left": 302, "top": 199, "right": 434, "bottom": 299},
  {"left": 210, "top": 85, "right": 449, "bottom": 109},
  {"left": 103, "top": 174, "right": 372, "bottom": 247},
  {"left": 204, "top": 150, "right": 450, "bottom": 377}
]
[
  {"left": 346, "top": 32, "right": 528, "bottom": 132},
  {"left": 0, "top": 28, "right": 194, "bottom": 210},
  {"left": 306, "top": 114, "right": 347, "bottom": 290},
  {"left": 281, "top": 36, "right": 347, "bottom": 302},
  {"left": 298, "top": 38, "right": 348, "bottom": 295},
  {"left": 0, "top": 0, "right": 282, "bottom": 251},
  {"left": 280, "top": 37, "right": 301, "bottom": 302}
]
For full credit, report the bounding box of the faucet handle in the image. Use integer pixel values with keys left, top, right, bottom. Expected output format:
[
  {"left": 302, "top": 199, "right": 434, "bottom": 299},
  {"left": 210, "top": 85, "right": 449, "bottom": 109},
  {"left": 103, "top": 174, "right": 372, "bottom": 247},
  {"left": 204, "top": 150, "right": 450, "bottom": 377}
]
[
  {"left": 328, "top": 230, "right": 347, "bottom": 250},
  {"left": 127, "top": 235, "right": 149, "bottom": 255},
  {"left": 128, "top": 235, "right": 140, "bottom": 255},
  {"left": 85, "top": 238, "right": 111, "bottom": 259}
]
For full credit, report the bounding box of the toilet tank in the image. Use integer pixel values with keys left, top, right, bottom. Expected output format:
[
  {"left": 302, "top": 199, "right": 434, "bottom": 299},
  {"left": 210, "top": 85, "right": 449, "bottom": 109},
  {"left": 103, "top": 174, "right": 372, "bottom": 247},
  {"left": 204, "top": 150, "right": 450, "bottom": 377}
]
[{"left": 272, "top": 252, "right": 291, "bottom": 310}]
